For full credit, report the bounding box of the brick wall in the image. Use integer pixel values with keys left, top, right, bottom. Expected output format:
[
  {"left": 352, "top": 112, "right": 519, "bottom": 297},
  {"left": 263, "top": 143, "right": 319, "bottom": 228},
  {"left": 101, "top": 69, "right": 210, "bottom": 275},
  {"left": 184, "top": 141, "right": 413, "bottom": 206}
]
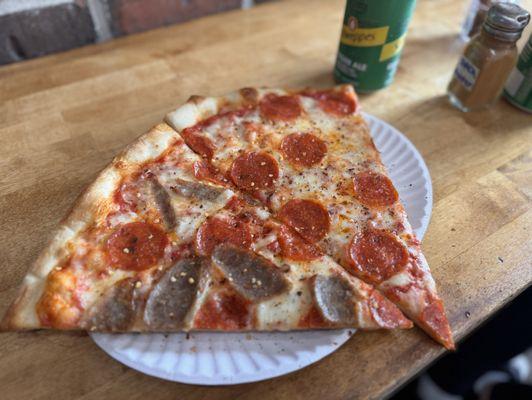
[{"left": 0, "top": 0, "right": 274, "bottom": 66}]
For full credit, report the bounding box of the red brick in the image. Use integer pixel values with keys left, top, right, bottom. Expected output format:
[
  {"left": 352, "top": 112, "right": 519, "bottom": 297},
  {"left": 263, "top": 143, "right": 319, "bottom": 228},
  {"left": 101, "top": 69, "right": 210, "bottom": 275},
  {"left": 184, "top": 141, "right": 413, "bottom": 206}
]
[
  {"left": 0, "top": 1, "right": 96, "bottom": 66},
  {"left": 107, "top": 0, "right": 242, "bottom": 36}
]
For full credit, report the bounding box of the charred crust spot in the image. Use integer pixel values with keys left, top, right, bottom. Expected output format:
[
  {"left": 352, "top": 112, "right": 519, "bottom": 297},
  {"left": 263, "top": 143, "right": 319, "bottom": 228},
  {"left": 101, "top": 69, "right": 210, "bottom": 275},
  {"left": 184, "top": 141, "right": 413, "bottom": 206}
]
[
  {"left": 187, "top": 95, "right": 206, "bottom": 105},
  {"left": 114, "top": 160, "right": 127, "bottom": 170},
  {"left": 240, "top": 87, "right": 259, "bottom": 103}
]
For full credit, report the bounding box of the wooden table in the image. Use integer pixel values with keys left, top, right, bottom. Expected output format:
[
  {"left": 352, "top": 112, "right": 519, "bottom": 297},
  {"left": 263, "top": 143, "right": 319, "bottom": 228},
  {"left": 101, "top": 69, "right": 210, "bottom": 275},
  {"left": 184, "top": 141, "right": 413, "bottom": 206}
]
[{"left": 1, "top": 0, "right": 531, "bottom": 399}]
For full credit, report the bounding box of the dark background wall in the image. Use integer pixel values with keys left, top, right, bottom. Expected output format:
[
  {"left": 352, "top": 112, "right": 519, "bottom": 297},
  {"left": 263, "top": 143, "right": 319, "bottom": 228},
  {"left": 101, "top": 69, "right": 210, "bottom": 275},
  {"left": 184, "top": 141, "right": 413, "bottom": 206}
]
[{"left": 0, "top": 0, "right": 274, "bottom": 66}]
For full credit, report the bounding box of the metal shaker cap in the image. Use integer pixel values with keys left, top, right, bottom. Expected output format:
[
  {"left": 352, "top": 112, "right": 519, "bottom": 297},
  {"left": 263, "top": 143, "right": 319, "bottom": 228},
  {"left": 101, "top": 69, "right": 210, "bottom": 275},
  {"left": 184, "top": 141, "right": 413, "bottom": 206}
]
[{"left": 483, "top": 3, "right": 530, "bottom": 41}]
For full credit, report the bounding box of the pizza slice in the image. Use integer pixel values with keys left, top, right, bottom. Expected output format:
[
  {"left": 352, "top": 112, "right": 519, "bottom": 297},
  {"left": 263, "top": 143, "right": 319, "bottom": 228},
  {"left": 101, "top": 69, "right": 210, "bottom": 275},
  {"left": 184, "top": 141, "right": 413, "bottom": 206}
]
[
  {"left": 165, "top": 85, "right": 454, "bottom": 349},
  {"left": 1, "top": 123, "right": 411, "bottom": 333},
  {"left": 1, "top": 123, "right": 230, "bottom": 330}
]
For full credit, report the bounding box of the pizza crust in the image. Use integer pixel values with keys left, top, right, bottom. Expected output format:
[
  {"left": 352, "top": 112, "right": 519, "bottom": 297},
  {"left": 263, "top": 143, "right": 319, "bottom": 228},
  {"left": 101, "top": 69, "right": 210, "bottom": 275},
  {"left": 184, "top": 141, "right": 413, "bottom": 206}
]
[
  {"left": 1, "top": 123, "right": 182, "bottom": 330},
  {"left": 165, "top": 86, "right": 355, "bottom": 131}
]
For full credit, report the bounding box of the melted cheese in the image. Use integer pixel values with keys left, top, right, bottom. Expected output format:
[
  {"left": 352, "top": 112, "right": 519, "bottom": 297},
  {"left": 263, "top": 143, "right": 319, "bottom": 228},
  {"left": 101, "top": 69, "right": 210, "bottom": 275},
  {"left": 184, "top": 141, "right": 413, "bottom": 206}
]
[
  {"left": 177, "top": 90, "right": 434, "bottom": 329},
  {"left": 256, "top": 281, "right": 312, "bottom": 329},
  {"left": 39, "top": 88, "right": 432, "bottom": 332}
]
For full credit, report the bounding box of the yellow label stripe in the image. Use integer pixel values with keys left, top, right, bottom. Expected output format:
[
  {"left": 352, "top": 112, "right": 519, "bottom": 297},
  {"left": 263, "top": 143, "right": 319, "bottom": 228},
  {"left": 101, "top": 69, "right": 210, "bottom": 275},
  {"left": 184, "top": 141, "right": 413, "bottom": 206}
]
[
  {"left": 340, "top": 25, "right": 389, "bottom": 47},
  {"left": 379, "top": 34, "right": 406, "bottom": 61}
]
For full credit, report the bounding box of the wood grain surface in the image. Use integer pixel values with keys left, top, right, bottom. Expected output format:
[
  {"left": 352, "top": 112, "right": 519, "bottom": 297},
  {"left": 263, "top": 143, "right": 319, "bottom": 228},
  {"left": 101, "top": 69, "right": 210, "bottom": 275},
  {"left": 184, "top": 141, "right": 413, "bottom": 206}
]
[{"left": 1, "top": 0, "right": 531, "bottom": 399}]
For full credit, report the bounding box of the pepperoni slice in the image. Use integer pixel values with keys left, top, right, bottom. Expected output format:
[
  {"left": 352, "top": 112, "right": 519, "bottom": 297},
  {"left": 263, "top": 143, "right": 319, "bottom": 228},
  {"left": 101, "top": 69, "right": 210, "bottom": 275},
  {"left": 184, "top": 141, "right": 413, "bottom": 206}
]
[
  {"left": 181, "top": 128, "right": 215, "bottom": 160},
  {"left": 195, "top": 216, "right": 252, "bottom": 256},
  {"left": 278, "top": 199, "right": 330, "bottom": 243},
  {"left": 303, "top": 89, "right": 358, "bottom": 116},
  {"left": 193, "top": 160, "right": 228, "bottom": 186},
  {"left": 280, "top": 133, "right": 327, "bottom": 168},
  {"left": 259, "top": 93, "right": 302, "bottom": 121},
  {"left": 266, "top": 239, "right": 282, "bottom": 255},
  {"left": 194, "top": 290, "right": 252, "bottom": 330},
  {"left": 298, "top": 305, "right": 330, "bottom": 328},
  {"left": 421, "top": 298, "right": 454, "bottom": 349},
  {"left": 278, "top": 225, "right": 322, "bottom": 261},
  {"left": 106, "top": 222, "right": 167, "bottom": 271},
  {"left": 384, "top": 280, "right": 414, "bottom": 303},
  {"left": 353, "top": 171, "right": 398, "bottom": 208},
  {"left": 348, "top": 229, "right": 408, "bottom": 285},
  {"left": 193, "top": 160, "right": 216, "bottom": 181},
  {"left": 369, "top": 290, "right": 412, "bottom": 329},
  {"left": 230, "top": 152, "right": 279, "bottom": 191}
]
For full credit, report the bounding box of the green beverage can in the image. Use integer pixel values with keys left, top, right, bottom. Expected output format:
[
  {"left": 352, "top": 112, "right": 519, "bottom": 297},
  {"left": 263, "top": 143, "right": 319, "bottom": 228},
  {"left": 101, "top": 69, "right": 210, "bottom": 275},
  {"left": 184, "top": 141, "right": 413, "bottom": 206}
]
[
  {"left": 334, "top": 0, "right": 417, "bottom": 92},
  {"left": 504, "top": 33, "right": 532, "bottom": 113}
]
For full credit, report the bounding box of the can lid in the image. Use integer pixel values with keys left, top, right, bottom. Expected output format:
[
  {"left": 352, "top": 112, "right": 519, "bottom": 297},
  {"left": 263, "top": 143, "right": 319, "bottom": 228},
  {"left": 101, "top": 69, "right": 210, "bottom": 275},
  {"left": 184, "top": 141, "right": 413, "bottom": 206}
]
[{"left": 483, "top": 3, "right": 530, "bottom": 41}]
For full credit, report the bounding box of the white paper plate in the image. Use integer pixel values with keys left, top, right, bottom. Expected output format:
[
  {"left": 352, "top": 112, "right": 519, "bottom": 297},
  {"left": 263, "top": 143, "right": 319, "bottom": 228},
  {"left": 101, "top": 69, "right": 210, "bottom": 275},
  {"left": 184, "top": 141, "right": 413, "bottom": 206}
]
[{"left": 91, "top": 113, "right": 433, "bottom": 385}]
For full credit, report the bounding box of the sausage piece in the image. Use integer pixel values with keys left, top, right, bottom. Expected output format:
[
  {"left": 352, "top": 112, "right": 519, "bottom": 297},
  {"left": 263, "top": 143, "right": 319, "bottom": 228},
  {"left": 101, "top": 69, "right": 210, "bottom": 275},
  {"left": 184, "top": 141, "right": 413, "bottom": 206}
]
[
  {"left": 149, "top": 178, "right": 177, "bottom": 230},
  {"left": 170, "top": 178, "right": 227, "bottom": 202},
  {"left": 310, "top": 274, "right": 356, "bottom": 325},
  {"left": 144, "top": 257, "right": 205, "bottom": 329},
  {"left": 84, "top": 278, "right": 137, "bottom": 331},
  {"left": 212, "top": 244, "right": 290, "bottom": 302}
]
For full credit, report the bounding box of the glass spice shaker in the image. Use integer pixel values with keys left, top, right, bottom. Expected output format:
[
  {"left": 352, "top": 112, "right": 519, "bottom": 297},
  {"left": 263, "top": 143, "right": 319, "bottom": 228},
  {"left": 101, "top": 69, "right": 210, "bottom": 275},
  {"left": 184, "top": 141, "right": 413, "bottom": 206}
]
[
  {"left": 448, "top": 3, "right": 530, "bottom": 112},
  {"left": 460, "top": 0, "right": 521, "bottom": 42}
]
